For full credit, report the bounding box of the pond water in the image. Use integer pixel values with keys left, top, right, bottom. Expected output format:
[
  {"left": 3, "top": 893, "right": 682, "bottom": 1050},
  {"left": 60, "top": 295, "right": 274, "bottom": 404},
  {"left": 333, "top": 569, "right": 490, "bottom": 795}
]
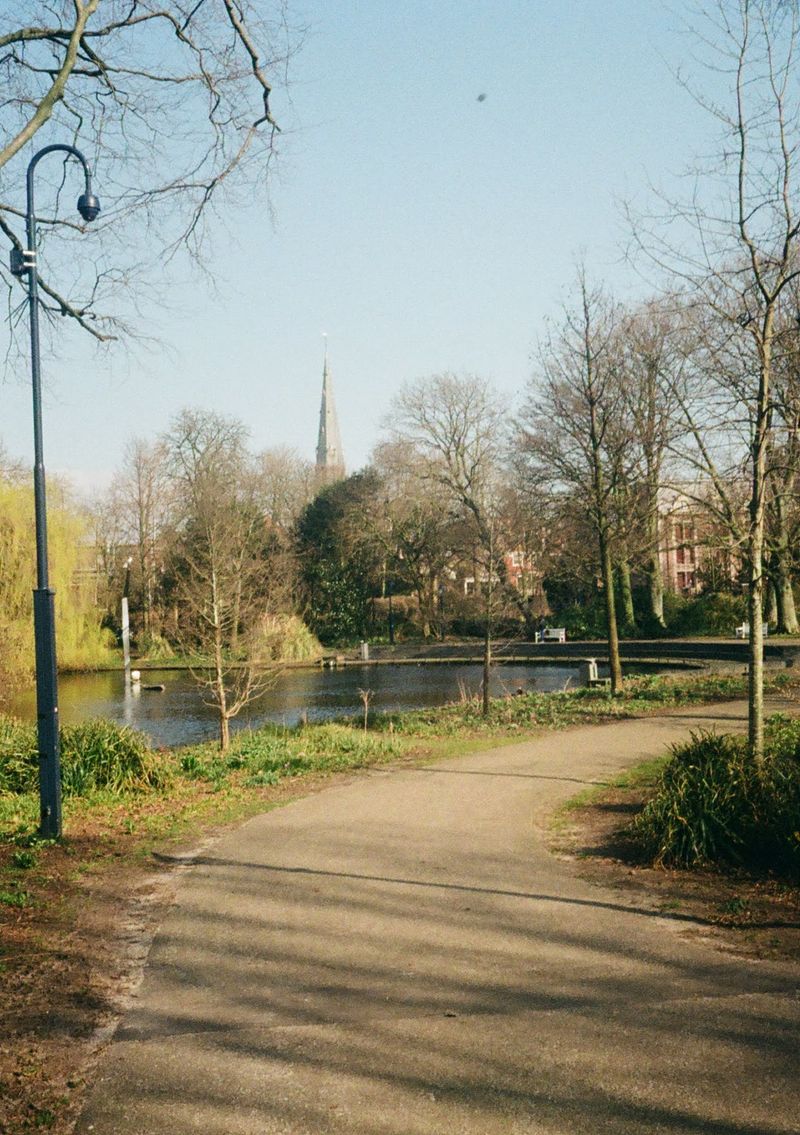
[{"left": 9, "top": 661, "right": 621, "bottom": 749}]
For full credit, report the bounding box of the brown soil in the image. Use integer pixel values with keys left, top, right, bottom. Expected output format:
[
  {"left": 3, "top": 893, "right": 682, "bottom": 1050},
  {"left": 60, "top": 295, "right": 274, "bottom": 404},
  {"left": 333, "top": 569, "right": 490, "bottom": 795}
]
[{"left": 552, "top": 787, "right": 800, "bottom": 963}]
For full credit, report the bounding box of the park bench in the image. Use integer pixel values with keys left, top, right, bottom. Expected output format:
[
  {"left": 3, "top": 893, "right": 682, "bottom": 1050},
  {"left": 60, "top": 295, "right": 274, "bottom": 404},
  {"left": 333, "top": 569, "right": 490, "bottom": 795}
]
[
  {"left": 734, "top": 622, "right": 769, "bottom": 639},
  {"left": 539, "top": 627, "right": 567, "bottom": 644}
]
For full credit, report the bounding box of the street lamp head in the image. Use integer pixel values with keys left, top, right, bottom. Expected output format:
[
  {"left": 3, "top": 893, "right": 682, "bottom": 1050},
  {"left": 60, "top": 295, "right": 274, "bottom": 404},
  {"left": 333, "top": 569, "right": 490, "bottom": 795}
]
[{"left": 77, "top": 192, "right": 101, "bottom": 222}]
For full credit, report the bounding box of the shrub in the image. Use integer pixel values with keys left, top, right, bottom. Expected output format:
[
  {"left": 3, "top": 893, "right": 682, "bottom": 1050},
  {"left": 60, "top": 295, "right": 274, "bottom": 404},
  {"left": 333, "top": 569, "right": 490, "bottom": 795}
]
[
  {"left": 619, "top": 672, "right": 746, "bottom": 704},
  {"left": 251, "top": 614, "right": 322, "bottom": 662},
  {"left": 663, "top": 591, "right": 747, "bottom": 636},
  {"left": 60, "top": 720, "right": 169, "bottom": 794},
  {"left": 0, "top": 716, "right": 37, "bottom": 794},
  {"left": 0, "top": 714, "right": 168, "bottom": 796},
  {"left": 631, "top": 717, "right": 800, "bottom": 874},
  {"left": 550, "top": 600, "right": 608, "bottom": 640},
  {"left": 139, "top": 632, "right": 176, "bottom": 660}
]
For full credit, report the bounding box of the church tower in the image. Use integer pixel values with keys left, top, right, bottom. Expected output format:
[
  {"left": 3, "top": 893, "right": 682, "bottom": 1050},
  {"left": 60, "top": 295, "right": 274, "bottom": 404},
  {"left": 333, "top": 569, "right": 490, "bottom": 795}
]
[{"left": 315, "top": 343, "right": 346, "bottom": 487}]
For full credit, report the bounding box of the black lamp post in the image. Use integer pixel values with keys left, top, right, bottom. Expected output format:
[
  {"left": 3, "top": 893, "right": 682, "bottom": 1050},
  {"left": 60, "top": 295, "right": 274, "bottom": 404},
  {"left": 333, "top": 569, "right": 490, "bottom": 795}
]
[{"left": 10, "top": 144, "right": 101, "bottom": 839}]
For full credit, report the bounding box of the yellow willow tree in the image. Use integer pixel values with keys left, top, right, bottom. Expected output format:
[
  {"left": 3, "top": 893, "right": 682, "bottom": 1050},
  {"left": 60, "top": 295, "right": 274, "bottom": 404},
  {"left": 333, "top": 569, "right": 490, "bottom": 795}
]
[{"left": 0, "top": 468, "right": 113, "bottom": 702}]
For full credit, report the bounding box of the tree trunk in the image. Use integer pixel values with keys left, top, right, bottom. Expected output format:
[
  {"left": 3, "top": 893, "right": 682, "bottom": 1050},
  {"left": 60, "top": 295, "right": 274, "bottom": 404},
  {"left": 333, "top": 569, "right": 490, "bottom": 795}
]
[
  {"left": 748, "top": 324, "right": 772, "bottom": 766},
  {"left": 600, "top": 534, "right": 623, "bottom": 694},
  {"left": 617, "top": 559, "right": 636, "bottom": 634},
  {"left": 138, "top": 548, "right": 150, "bottom": 639},
  {"left": 482, "top": 545, "right": 494, "bottom": 718},
  {"left": 773, "top": 564, "right": 798, "bottom": 633},
  {"left": 766, "top": 579, "right": 778, "bottom": 627},
  {"left": 420, "top": 579, "right": 432, "bottom": 639},
  {"left": 772, "top": 550, "right": 799, "bottom": 634},
  {"left": 231, "top": 574, "right": 242, "bottom": 653},
  {"left": 647, "top": 555, "right": 665, "bottom": 629},
  {"left": 482, "top": 619, "right": 491, "bottom": 717},
  {"left": 748, "top": 565, "right": 764, "bottom": 766},
  {"left": 212, "top": 568, "right": 230, "bottom": 752},
  {"left": 645, "top": 497, "right": 665, "bottom": 629}
]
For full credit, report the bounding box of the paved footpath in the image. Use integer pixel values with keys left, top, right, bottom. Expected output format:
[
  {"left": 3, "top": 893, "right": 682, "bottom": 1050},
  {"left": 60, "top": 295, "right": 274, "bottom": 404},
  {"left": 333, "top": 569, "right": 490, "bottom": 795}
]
[{"left": 78, "top": 702, "right": 800, "bottom": 1135}]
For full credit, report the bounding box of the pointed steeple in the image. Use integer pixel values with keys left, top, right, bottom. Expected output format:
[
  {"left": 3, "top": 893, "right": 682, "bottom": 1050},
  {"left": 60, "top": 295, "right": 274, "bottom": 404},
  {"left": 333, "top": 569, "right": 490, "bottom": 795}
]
[{"left": 315, "top": 340, "right": 346, "bottom": 486}]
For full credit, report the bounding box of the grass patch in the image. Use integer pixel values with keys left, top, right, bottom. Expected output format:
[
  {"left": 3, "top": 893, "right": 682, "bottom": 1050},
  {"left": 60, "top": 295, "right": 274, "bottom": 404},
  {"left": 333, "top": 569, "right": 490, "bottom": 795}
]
[
  {"left": 176, "top": 721, "right": 405, "bottom": 792},
  {"left": 0, "top": 881, "right": 30, "bottom": 908},
  {"left": 554, "top": 754, "right": 671, "bottom": 831},
  {"left": 371, "top": 669, "right": 794, "bottom": 738},
  {"left": 612, "top": 755, "right": 672, "bottom": 790}
]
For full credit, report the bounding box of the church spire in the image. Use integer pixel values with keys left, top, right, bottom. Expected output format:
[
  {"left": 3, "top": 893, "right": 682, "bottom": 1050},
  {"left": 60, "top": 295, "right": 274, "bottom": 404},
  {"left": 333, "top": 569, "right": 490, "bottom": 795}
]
[{"left": 315, "top": 339, "right": 346, "bottom": 486}]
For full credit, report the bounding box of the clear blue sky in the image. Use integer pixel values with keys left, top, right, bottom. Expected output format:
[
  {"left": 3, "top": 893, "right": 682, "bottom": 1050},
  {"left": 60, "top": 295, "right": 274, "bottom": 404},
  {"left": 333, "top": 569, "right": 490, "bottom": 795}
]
[{"left": 2, "top": 1, "right": 715, "bottom": 494}]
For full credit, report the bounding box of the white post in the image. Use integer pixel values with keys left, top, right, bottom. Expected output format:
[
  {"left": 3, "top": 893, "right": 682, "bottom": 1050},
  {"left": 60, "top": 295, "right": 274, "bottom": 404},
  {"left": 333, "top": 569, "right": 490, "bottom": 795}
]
[{"left": 121, "top": 595, "right": 131, "bottom": 689}]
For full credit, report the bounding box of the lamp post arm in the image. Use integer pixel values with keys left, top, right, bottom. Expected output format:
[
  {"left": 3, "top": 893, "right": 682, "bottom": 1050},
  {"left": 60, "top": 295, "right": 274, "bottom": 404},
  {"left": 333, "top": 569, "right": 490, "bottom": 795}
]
[{"left": 26, "top": 143, "right": 94, "bottom": 251}]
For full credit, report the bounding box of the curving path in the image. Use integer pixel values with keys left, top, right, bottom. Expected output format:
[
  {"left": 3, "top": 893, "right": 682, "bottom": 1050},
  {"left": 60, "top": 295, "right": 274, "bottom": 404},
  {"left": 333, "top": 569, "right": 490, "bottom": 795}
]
[{"left": 77, "top": 702, "right": 800, "bottom": 1135}]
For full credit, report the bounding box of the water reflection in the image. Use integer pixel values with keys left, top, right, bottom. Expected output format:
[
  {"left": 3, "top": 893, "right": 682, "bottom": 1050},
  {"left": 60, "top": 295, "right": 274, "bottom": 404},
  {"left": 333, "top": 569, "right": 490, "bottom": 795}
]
[{"left": 10, "top": 661, "right": 613, "bottom": 749}]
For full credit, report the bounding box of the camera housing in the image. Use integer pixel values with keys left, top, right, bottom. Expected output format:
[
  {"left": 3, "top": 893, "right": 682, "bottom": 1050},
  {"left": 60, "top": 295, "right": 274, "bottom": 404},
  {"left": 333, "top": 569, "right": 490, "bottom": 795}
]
[{"left": 77, "top": 193, "right": 101, "bottom": 222}]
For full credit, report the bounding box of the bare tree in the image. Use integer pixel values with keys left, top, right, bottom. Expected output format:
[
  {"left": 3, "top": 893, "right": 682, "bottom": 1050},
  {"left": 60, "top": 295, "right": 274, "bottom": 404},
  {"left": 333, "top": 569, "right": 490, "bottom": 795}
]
[
  {"left": 0, "top": 441, "right": 27, "bottom": 481},
  {"left": 520, "top": 273, "right": 626, "bottom": 693},
  {"left": 256, "top": 446, "right": 315, "bottom": 531},
  {"left": 384, "top": 372, "right": 529, "bottom": 616},
  {"left": 165, "top": 408, "right": 277, "bottom": 750},
  {"left": 107, "top": 437, "right": 172, "bottom": 641},
  {"left": 616, "top": 302, "right": 686, "bottom": 630},
  {"left": 630, "top": 0, "right": 800, "bottom": 758},
  {"left": 1, "top": 2, "right": 297, "bottom": 342},
  {"left": 384, "top": 374, "right": 517, "bottom": 712},
  {"left": 372, "top": 438, "right": 460, "bottom": 639}
]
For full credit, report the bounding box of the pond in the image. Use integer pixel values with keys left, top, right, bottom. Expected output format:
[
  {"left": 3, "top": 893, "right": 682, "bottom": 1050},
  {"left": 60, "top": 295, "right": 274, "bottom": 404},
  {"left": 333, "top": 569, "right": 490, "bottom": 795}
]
[{"left": 9, "top": 660, "right": 622, "bottom": 749}]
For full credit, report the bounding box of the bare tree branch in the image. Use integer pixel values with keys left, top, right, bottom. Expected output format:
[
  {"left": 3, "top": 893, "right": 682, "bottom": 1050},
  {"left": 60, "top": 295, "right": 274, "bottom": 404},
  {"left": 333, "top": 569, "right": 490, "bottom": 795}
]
[{"left": 0, "top": 1, "right": 298, "bottom": 345}]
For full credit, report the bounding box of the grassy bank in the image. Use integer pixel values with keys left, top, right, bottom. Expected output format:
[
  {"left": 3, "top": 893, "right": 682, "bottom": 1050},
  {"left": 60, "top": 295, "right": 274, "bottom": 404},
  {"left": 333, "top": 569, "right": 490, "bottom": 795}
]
[{"left": 2, "top": 669, "right": 797, "bottom": 843}]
